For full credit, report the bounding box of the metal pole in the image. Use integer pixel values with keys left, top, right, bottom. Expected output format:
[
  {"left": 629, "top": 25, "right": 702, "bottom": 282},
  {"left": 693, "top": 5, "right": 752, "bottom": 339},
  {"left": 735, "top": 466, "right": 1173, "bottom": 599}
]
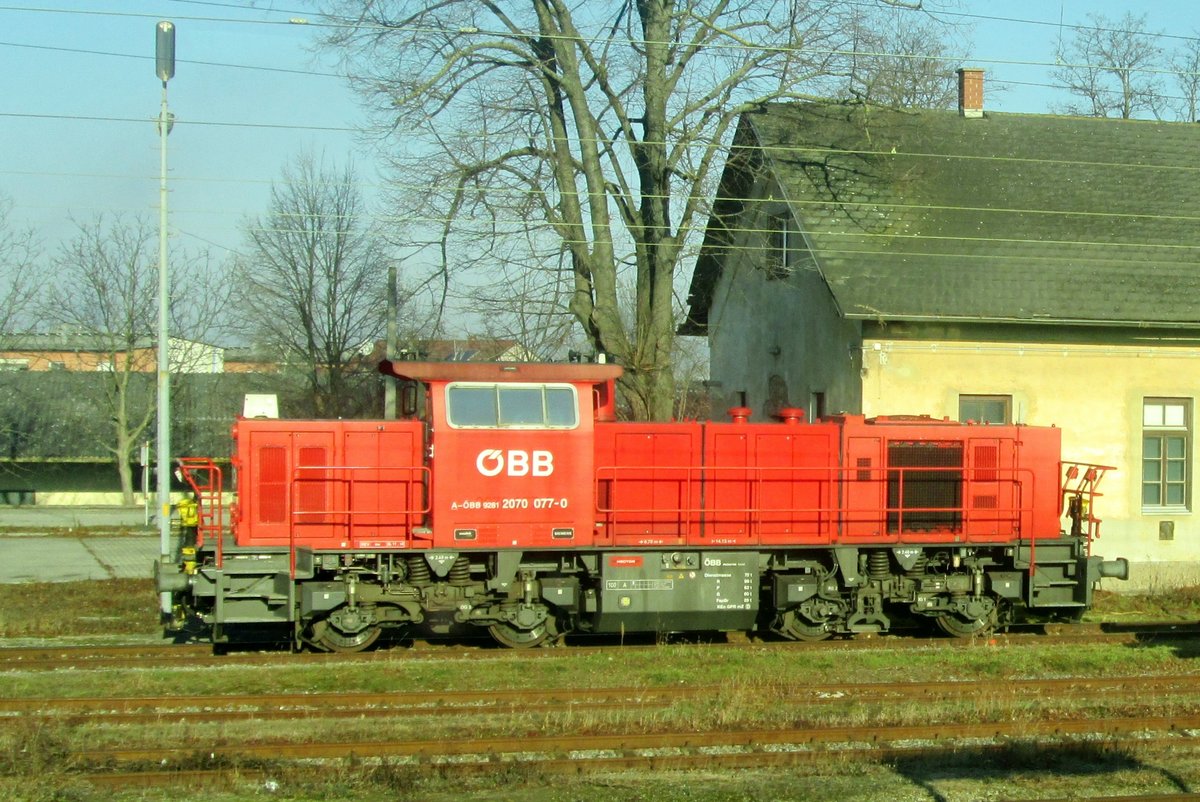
[
  {"left": 141, "top": 441, "right": 151, "bottom": 526},
  {"left": 157, "top": 76, "right": 172, "bottom": 615},
  {"left": 384, "top": 263, "right": 397, "bottom": 419}
]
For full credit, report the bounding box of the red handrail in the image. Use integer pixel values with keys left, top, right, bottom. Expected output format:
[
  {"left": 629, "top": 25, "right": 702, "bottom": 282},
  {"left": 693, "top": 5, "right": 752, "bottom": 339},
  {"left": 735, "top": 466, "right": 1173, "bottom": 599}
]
[
  {"left": 178, "top": 457, "right": 225, "bottom": 569},
  {"left": 286, "top": 464, "right": 431, "bottom": 579},
  {"left": 1061, "top": 461, "right": 1113, "bottom": 551},
  {"left": 594, "top": 463, "right": 1037, "bottom": 540}
]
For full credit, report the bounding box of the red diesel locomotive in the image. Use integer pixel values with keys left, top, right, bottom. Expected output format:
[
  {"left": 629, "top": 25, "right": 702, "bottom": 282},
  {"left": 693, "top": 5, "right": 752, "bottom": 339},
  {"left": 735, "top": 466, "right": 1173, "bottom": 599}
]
[{"left": 156, "top": 360, "right": 1128, "bottom": 650}]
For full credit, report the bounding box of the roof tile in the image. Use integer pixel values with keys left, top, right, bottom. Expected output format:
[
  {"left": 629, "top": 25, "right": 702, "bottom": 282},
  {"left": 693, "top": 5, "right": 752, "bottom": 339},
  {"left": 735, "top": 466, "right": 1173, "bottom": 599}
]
[{"left": 688, "top": 102, "right": 1200, "bottom": 329}]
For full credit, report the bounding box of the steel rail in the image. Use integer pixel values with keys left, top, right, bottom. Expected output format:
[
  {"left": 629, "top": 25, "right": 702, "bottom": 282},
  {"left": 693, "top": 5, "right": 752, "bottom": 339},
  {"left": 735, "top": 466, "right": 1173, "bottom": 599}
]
[
  {"left": 69, "top": 712, "right": 1200, "bottom": 765},
  {"left": 71, "top": 738, "right": 1195, "bottom": 790},
  {"left": 5, "top": 673, "right": 1200, "bottom": 720},
  {"left": 2, "top": 621, "right": 1199, "bottom": 671}
]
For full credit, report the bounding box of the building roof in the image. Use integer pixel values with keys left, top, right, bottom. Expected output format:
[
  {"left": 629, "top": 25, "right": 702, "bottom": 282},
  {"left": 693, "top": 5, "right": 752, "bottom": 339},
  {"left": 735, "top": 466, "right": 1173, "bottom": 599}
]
[
  {"left": 685, "top": 102, "right": 1200, "bottom": 333},
  {"left": 359, "top": 338, "right": 533, "bottom": 363},
  {"left": 0, "top": 332, "right": 218, "bottom": 352},
  {"left": 410, "top": 338, "right": 528, "bottom": 362}
]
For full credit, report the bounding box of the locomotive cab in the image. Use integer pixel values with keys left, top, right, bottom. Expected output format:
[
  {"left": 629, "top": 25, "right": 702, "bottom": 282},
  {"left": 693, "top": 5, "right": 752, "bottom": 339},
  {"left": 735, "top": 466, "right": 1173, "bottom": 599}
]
[{"left": 380, "top": 360, "right": 622, "bottom": 550}]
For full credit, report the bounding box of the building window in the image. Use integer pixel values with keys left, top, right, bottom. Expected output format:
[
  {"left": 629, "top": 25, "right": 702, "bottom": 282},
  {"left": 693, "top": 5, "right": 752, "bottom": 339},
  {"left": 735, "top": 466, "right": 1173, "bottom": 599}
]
[
  {"left": 1143, "top": 398, "right": 1191, "bottom": 511},
  {"left": 958, "top": 394, "right": 1011, "bottom": 424},
  {"left": 766, "top": 214, "right": 796, "bottom": 280},
  {"left": 809, "top": 391, "right": 826, "bottom": 421}
]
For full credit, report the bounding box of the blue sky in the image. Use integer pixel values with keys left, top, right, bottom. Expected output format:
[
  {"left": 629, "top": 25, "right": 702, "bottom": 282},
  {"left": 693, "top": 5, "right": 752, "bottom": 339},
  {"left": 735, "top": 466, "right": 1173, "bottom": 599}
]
[
  {"left": 2, "top": 0, "right": 1199, "bottom": 268},
  {"left": 1, "top": 0, "right": 366, "bottom": 257}
]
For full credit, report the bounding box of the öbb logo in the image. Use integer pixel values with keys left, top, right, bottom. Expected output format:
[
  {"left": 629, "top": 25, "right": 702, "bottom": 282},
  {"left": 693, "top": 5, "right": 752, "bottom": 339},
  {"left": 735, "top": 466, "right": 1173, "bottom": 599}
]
[{"left": 475, "top": 449, "right": 554, "bottom": 477}]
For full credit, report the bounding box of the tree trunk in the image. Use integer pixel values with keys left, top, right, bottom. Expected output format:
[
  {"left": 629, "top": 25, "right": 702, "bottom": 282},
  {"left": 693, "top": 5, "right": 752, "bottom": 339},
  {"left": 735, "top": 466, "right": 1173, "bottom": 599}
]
[{"left": 632, "top": 0, "right": 678, "bottom": 420}]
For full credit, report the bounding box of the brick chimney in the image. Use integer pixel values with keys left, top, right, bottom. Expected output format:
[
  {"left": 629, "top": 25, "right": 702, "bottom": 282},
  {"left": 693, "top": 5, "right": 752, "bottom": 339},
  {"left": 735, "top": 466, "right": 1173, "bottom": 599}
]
[{"left": 957, "top": 68, "right": 984, "bottom": 118}]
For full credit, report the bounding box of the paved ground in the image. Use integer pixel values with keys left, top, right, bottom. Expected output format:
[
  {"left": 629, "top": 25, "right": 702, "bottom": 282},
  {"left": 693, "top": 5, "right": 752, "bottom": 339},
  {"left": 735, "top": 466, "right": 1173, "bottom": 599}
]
[
  {"left": 0, "top": 535, "right": 160, "bottom": 584},
  {"left": 0, "top": 505, "right": 154, "bottom": 532},
  {"left": 0, "top": 506, "right": 161, "bottom": 584}
]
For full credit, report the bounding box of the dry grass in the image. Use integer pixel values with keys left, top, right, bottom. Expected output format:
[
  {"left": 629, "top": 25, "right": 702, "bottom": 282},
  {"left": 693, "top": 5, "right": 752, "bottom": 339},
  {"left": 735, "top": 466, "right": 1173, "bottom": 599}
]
[
  {"left": 1091, "top": 585, "right": 1200, "bottom": 622},
  {"left": 0, "top": 578, "right": 159, "bottom": 638},
  {"left": 2, "top": 580, "right": 1200, "bottom": 800},
  {"left": 0, "top": 643, "right": 1198, "bottom": 801}
]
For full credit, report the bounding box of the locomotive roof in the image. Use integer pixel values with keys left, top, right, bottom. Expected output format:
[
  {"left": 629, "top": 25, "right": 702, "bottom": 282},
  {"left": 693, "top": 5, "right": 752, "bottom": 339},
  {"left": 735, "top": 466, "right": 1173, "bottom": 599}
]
[{"left": 378, "top": 359, "right": 624, "bottom": 384}]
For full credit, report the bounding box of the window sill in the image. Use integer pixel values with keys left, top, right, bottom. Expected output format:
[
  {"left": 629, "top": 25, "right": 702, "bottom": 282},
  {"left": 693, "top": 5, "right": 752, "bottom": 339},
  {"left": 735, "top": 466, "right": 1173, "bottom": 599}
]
[{"left": 1142, "top": 507, "right": 1191, "bottom": 516}]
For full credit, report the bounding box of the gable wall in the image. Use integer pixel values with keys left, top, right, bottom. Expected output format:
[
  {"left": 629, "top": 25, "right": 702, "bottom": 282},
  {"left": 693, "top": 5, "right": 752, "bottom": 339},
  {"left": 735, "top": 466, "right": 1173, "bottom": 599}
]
[
  {"left": 706, "top": 196, "right": 862, "bottom": 422},
  {"left": 861, "top": 331, "right": 1200, "bottom": 587}
]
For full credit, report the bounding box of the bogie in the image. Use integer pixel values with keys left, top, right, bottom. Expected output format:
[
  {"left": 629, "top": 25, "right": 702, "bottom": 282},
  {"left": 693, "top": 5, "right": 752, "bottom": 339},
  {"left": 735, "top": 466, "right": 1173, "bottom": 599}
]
[{"left": 173, "top": 541, "right": 1086, "bottom": 650}]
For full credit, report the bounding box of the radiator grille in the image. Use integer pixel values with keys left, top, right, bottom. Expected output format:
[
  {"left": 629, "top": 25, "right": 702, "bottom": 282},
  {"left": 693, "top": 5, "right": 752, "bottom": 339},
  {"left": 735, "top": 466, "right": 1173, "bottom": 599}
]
[
  {"left": 887, "top": 441, "right": 964, "bottom": 533},
  {"left": 257, "top": 446, "right": 286, "bottom": 524},
  {"left": 856, "top": 457, "right": 872, "bottom": 482},
  {"left": 974, "top": 444, "right": 999, "bottom": 481},
  {"left": 973, "top": 495, "right": 999, "bottom": 509},
  {"left": 297, "top": 446, "right": 328, "bottom": 512}
]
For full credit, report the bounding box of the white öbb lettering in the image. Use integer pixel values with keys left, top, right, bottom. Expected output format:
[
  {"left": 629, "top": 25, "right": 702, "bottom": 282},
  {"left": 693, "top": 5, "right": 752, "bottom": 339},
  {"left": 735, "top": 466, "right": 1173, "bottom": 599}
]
[{"left": 476, "top": 449, "right": 554, "bottom": 477}]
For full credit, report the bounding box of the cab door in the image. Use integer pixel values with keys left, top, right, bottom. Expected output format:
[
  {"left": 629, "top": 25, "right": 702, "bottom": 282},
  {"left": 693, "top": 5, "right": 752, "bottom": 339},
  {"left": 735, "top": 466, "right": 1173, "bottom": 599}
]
[{"left": 428, "top": 381, "right": 594, "bottom": 549}]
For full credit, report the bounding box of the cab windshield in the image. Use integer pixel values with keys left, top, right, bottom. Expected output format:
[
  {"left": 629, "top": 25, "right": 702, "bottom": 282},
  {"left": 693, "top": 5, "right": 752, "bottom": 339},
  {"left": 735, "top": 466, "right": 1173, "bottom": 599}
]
[{"left": 446, "top": 383, "right": 578, "bottom": 429}]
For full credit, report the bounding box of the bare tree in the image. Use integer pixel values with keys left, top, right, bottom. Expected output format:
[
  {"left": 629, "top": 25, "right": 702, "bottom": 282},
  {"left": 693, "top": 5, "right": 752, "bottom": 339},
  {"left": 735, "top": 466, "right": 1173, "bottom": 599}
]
[
  {"left": 844, "top": 8, "right": 965, "bottom": 109},
  {"left": 324, "top": 1, "right": 942, "bottom": 419},
  {"left": 235, "top": 153, "right": 395, "bottom": 418},
  {"left": 1170, "top": 34, "right": 1200, "bottom": 122},
  {"left": 464, "top": 246, "right": 581, "bottom": 361},
  {"left": 1052, "top": 12, "right": 1166, "bottom": 119},
  {"left": 671, "top": 335, "right": 711, "bottom": 421},
  {"left": 0, "top": 194, "right": 42, "bottom": 337},
  {"left": 41, "top": 215, "right": 227, "bottom": 503}
]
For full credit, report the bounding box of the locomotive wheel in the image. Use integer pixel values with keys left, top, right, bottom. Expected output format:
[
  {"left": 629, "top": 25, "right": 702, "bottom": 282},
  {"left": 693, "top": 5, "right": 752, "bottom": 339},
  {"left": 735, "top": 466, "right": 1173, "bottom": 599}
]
[
  {"left": 777, "top": 609, "right": 833, "bottom": 642},
  {"left": 310, "top": 619, "right": 382, "bottom": 653},
  {"left": 936, "top": 607, "right": 999, "bottom": 638},
  {"left": 488, "top": 617, "right": 558, "bottom": 649}
]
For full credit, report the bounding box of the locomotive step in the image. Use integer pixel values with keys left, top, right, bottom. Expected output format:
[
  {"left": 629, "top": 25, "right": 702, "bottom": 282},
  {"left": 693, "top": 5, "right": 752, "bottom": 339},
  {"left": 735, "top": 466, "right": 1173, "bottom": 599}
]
[
  {"left": 216, "top": 557, "right": 294, "bottom": 574},
  {"left": 220, "top": 592, "right": 289, "bottom": 601}
]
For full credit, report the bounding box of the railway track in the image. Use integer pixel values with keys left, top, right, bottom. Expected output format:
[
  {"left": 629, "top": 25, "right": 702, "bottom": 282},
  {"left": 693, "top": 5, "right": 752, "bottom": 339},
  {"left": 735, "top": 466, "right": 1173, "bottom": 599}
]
[
  {"left": 4, "top": 673, "right": 1200, "bottom": 724},
  {"left": 72, "top": 714, "right": 1200, "bottom": 765},
  {"left": 1, "top": 621, "right": 1197, "bottom": 671},
  {"left": 57, "top": 718, "right": 1200, "bottom": 788},
  {"left": 4, "top": 651, "right": 1199, "bottom": 792}
]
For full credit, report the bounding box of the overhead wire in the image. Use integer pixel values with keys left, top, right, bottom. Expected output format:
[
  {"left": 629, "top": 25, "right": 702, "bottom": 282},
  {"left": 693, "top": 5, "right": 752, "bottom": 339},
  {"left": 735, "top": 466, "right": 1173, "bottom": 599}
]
[
  {"left": 5, "top": 2, "right": 1200, "bottom": 256},
  {"left": 0, "top": 38, "right": 344, "bottom": 77},
  {"left": 1, "top": 1, "right": 1198, "bottom": 78},
  {"left": 12, "top": 133, "right": 1200, "bottom": 220}
]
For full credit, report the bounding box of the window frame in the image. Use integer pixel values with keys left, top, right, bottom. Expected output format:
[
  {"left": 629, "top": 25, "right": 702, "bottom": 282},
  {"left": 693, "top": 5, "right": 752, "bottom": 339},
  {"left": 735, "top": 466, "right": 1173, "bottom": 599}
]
[
  {"left": 957, "top": 394, "right": 1012, "bottom": 425},
  {"left": 766, "top": 213, "right": 797, "bottom": 281},
  {"left": 1142, "top": 397, "right": 1192, "bottom": 513},
  {"left": 445, "top": 382, "right": 580, "bottom": 430}
]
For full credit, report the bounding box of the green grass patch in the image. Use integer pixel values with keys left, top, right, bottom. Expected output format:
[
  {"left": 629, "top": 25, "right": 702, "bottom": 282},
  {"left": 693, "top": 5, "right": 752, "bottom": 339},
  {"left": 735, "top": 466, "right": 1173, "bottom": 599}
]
[
  {"left": 0, "top": 639, "right": 1188, "bottom": 703},
  {"left": 1091, "top": 586, "right": 1200, "bottom": 622}
]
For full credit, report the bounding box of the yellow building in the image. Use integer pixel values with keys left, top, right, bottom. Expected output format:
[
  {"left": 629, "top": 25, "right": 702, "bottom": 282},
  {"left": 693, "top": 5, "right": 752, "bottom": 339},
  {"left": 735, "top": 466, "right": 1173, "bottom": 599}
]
[{"left": 686, "top": 75, "right": 1200, "bottom": 587}]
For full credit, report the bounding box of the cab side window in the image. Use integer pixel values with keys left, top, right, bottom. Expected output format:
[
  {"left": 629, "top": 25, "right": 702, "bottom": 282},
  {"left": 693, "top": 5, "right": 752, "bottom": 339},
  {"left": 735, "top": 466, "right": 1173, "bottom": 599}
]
[{"left": 546, "top": 388, "right": 576, "bottom": 426}]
